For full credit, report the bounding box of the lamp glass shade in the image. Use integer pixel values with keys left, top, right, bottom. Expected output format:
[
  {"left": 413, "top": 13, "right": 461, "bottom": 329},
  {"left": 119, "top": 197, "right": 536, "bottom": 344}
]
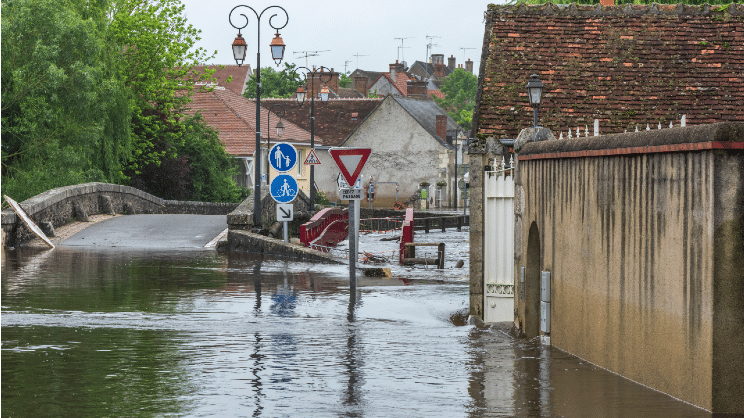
[
  {"left": 319, "top": 85, "right": 330, "bottom": 103},
  {"left": 275, "top": 120, "right": 285, "bottom": 138},
  {"left": 269, "top": 32, "right": 286, "bottom": 66},
  {"left": 295, "top": 86, "right": 306, "bottom": 104},
  {"left": 525, "top": 74, "right": 544, "bottom": 107},
  {"left": 232, "top": 34, "right": 247, "bottom": 66}
]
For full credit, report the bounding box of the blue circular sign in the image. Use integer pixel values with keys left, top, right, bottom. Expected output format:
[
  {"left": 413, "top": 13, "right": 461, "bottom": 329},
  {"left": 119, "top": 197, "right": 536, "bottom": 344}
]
[
  {"left": 269, "top": 143, "right": 298, "bottom": 173},
  {"left": 270, "top": 174, "right": 298, "bottom": 203}
]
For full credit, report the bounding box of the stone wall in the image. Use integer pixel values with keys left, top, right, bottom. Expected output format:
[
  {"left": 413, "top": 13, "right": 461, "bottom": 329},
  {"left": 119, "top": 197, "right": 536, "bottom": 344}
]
[
  {"left": 508, "top": 122, "right": 743, "bottom": 413},
  {"left": 227, "top": 229, "right": 343, "bottom": 264},
  {"left": 2, "top": 183, "right": 238, "bottom": 247}
]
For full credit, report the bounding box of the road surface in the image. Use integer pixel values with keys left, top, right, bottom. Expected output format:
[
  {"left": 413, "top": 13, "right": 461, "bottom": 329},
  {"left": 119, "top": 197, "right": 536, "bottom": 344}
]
[{"left": 59, "top": 214, "right": 227, "bottom": 249}]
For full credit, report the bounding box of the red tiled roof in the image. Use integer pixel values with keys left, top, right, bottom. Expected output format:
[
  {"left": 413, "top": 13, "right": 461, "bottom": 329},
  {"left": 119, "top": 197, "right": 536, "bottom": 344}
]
[
  {"left": 259, "top": 98, "right": 384, "bottom": 147},
  {"left": 475, "top": 4, "right": 744, "bottom": 139},
  {"left": 189, "top": 65, "right": 252, "bottom": 96},
  {"left": 184, "top": 86, "right": 314, "bottom": 157},
  {"left": 370, "top": 71, "right": 412, "bottom": 96},
  {"left": 428, "top": 90, "right": 445, "bottom": 100}
]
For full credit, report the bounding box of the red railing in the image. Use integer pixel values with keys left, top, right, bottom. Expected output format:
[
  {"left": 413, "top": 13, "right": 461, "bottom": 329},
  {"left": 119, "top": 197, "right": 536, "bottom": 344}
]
[
  {"left": 399, "top": 208, "right": 414, "bottom": 263},
  {"left": 300, "top": 208, "right": 349, "bottom": 252}
]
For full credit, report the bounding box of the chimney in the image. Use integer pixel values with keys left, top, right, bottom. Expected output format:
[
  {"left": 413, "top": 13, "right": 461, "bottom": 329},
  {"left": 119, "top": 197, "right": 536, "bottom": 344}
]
[
  {"left": 389, "top": 60, "right": 404, "bottom": 82},
  {"left": 431, "top": 54, "right": 444, "bottom": 65},
  {"left": 448, "top": 55, "right": 456, "bottom": 71},
  {"left": 406, "top": 79, "right": 428, "bottom": 97},
  {"left": 354, "top": 76, "right": 369, "bottom": 97},
  {"left": 436, "top": 114, "right": 447, "bottom": 140},
  {"left": 465, "top": 59, "right": 473, "bottom": 73},
  {"left": 329, "top": 68, "right": 339, "bottom": 93},
  {"left": 308, "top": 67, "right": 339, "bottom": 99}
]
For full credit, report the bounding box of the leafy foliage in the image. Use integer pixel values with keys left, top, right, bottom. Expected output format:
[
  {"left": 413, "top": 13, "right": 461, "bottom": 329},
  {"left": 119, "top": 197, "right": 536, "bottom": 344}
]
[
  {"left": 178, "top": 114, "right": 249, "bottom": 202},
  {"left": 243, "top": 63, "right": 303, "bottom": 98},
  {"left": 2, "top": 0, "right": 247, "bottom": 205},
  {"left": 110, "top": 0, "right": 214, "bottom": 177},
  {"left": 433, "top": 68, "right": 478, "bottom": 131},
  {"left": 338, "top": 72, "right": 352, "bottom": 88},
  {"left": 2, "top": 0, "right": 132, "bottom": 203}
]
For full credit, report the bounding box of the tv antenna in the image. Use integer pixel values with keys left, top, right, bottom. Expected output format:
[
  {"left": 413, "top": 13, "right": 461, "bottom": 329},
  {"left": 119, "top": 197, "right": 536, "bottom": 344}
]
[
  {"left": 293, "top": 50, "right": 330, "bottom": 66},
  {"left": 344, "top": 60, "right": 352, "bottom": 74},
  {"left": 394, "top": 37, "right": 413, "bottom": 63},
  {"left": 459, "top": 47, "right": 477, "bottom": 62},
  {"left": 353, "top": 53, "right": 368, "bottom": 69},
  {"left": 426, "top": 35, "right": 441, "bottom": 61}
]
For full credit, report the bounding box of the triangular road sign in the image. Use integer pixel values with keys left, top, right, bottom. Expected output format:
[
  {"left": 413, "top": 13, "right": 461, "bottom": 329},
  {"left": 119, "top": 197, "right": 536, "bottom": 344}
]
[
  {"left": 329, "top": 148, "right": 371, "bottom": 187},
  {"left": 303, "top": 149, "right": 321, "bottom": 165}
]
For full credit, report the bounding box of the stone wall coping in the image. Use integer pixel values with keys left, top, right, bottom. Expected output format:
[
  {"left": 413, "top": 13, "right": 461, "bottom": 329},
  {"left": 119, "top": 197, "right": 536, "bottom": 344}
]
[
  {"left": 1, "top": 182, "right": 236, "bottom": 226},
  {"left": 518, "top": 122, "right": 744, "bottom": 158},
  {"left": 487, "top": 2, "right": 742, "bottom": 17}
]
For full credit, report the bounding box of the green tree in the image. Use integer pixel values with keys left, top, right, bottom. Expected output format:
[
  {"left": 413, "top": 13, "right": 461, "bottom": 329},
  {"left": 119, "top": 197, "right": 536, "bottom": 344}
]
[
  {"left": 243, "top": 62, "right": 303, "bottom": 98},
  {"left": 110, "top": 0, "right": 214, "bottom": 178},
  {"left": 433, "top": 68, "right": 478, "bottom": 131},
  {"left": 1, "top": 0, "right": 132, "bottom": 203},
  {"left": 339, "top": 72, "right": 352, "bottom": 88},
  {"left": 179, "top": 113, "right": 249, "bottom": 202}
]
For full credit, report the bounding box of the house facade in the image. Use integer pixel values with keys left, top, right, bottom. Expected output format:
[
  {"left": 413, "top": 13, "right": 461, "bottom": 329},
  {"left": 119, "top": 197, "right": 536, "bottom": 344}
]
[{"left": 336, "top": 94, "right": 458, "bottom": 208}]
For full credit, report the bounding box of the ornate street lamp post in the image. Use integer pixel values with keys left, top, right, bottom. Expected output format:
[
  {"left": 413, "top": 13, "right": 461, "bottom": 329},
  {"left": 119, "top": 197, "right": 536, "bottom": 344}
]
[
  {"left": 525, "top": 74, "right": 544, "bottom": 128},
  {"left": 229, "top": 5, "right": 287, "bottom": 229},
  {"left": 266, "top": 104, "right": 286, "bottom": 184},
  {"left": 295, "top": 66, "right": 332, "bottom": 212}
]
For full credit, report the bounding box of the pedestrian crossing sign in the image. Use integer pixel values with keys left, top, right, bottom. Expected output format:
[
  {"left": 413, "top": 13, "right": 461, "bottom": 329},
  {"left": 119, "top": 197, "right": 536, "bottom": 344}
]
[{"left": 304, "top": 149, "right": 321, "bottom": 165}]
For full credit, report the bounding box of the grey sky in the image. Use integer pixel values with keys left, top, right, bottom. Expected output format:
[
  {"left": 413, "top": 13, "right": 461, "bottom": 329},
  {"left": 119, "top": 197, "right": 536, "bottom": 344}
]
[{"left": 181, "top": 0, "right": 502, "bottom": 75}]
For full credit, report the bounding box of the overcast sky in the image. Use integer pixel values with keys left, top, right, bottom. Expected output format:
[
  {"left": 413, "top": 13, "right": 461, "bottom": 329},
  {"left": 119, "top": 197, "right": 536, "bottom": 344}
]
[{"left": 180, "top": 0, "right": 505, "bottom": 75}]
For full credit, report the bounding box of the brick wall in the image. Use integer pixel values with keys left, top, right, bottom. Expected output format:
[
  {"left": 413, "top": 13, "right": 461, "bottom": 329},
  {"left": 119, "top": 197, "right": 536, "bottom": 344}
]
[{"left": 473, "top": 3, "right": 744, "bottom": 144}]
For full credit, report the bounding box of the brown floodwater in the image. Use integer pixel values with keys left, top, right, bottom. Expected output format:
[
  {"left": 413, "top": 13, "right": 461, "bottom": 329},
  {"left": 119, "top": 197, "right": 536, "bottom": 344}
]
[{"left": 1, "top": 244, "right": 712, "bottom": 417}]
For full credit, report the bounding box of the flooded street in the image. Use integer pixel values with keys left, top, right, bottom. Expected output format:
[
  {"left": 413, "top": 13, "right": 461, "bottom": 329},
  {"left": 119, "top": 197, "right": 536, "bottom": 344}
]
[{"left": 1, "top": 228, "right": 711, "bottom": 417}]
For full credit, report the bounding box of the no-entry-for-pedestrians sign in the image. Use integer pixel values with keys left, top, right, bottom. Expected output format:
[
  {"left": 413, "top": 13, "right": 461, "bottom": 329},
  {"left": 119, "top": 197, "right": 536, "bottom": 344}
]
[
  {"left": 270, "top": 174, "right": 298, "bottom": 203},
  {"left": 269, "top": 143, "right": 298, "bottom": 173}
]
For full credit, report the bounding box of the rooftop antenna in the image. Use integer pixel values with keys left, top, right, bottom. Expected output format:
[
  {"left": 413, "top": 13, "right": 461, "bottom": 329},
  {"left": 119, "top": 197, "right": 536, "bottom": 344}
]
[
  {"left": 459, "top": 47, "right": 477, "bottom": 62},
  {"left": 293, "top": 50, "right": 330, "bottom": 67},
  {"left": 344, "top": 60, "right": 352, "bottom": 74},
  {"left": 353, "top": 53, "right": 368, "bottom": 69},
  {"left": 394, "top": 37, "right": 413, "bottom": 63},
  {"left": 426, "top": 35, "right": 441, "bottom": 62}
]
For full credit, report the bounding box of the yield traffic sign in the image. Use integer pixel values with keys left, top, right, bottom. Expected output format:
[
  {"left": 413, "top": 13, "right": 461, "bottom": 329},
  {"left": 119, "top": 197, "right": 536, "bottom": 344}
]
[
  {"left": 269, "top": 143, "right": 298, "bottom": 173},
  {"left": 329, "top": 148, "right": 371, "bottom": 187},
  {"left": 270, "top": 174, "right": 298, "bottom": 203},
  {"left": 303, "top": 149, "right": 321, "bottom": 165}
]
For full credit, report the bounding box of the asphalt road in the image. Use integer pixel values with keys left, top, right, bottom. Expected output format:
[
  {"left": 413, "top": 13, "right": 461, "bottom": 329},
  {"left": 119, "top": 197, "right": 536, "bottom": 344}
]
[{"left": 59, "top": 214, "right": 228, "bottom": 249}]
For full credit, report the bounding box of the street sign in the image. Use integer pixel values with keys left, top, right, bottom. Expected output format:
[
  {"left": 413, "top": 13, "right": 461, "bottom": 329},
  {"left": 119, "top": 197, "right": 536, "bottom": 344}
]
[
  {"left": 340, "top": 188, "right": 363, "bottom": 200},
  {"left": 303, "top": 149, "right": 321, "bottom": 165},
  {"left": 336, "top": 173, "right": 351, "bottom": 189},
  {"left": 329, "top": 148, "right": 371, "bottom": 187},
  {"left": 269, "top": 143, "right": 298, "bottom": 173},
  {"left": 270, "top": 174, "right": 298, "bottom": 203},
  {"left": 276, "top": 203, "right": 294, "bottom": 221}
]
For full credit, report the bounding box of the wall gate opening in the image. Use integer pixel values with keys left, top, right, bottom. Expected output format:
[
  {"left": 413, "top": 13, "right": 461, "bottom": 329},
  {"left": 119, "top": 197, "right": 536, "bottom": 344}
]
[{"left": 483, "top": 158, "right": 515, "bottom": 323}]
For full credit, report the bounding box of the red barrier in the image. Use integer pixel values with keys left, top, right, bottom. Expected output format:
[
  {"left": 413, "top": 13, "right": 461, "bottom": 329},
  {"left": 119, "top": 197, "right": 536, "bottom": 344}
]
[
  {"left": 300, "top": 208, "right": 349, "bottom": 251},
  {"left": 399, "top": 208, "right": 414, "bottom": 263}
]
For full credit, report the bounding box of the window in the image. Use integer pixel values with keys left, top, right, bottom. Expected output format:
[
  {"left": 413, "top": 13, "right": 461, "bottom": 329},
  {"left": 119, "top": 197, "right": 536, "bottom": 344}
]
[{"left": 297, "top": 149, "right": 304, "bottom": 177}]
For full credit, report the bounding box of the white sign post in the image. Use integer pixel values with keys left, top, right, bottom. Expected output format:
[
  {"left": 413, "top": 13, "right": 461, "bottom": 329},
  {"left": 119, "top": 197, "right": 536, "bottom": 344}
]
[
  {"left": 329, "top": 148, "right": 372, "bottom": 292},
  {"left": 276, "top": 203, "right": 294, "bottom": 243}
]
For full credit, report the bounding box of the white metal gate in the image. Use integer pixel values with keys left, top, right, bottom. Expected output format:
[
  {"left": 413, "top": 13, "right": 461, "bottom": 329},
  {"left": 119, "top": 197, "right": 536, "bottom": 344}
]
[{"left": 483, "top": 157, "right": 515, "bottom": 323}]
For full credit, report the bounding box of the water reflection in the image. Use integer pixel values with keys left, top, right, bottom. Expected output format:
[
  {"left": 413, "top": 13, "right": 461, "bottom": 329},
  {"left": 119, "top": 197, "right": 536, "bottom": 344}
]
[{"left": 1, "top": 248, "right": 714, "bottom": 417}]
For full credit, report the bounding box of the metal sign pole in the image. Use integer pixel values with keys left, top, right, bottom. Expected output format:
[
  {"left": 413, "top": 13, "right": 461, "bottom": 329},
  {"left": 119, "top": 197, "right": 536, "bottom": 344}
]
[
  {"left": 283, "top": 221, "right": 289, "bottom": 242},
  {"left": 349, "top": 198, "right": 357, "bottom": 293}
]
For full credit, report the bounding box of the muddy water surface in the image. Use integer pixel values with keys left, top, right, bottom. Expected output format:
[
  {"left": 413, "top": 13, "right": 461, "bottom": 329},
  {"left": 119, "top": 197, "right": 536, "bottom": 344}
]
[{"left": 1, "top": 240, "right": 710, "bottom": 417}]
